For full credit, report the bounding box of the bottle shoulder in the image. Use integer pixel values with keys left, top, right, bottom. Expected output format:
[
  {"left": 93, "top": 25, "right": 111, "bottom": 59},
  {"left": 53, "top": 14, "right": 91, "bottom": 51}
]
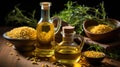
[{"left": 58, "top": 41, "right": 78, "bottom": 46}]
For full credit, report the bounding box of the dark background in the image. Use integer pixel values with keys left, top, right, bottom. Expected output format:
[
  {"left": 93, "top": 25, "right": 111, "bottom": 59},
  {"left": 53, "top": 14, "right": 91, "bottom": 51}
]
[{"left": 0, "top": 0, "right": 120, "bottom": 26}]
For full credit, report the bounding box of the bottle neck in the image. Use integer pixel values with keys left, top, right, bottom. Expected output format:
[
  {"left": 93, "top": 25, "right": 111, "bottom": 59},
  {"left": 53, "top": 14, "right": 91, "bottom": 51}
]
[
  {"left": 40, "top": 6, "right": 50, "bottom": 22},
  {"left": 62, "top": 32, "right": 75, "bottom": 42}
]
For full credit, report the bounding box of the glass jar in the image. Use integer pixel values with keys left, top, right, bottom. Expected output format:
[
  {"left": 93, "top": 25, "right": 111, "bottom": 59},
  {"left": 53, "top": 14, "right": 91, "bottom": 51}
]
[
  {"left": 55, "top": 26, "right": 84, "bottom": 64},
  {"left": 35, "top": 2, "right": 61, "bottom": 57}
]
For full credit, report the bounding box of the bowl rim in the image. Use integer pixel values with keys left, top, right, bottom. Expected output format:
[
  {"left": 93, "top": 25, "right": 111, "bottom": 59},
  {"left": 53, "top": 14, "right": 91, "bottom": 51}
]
[
  {"left": 82, "top": 50, "right": 106, "bottom": 58},
  {"left": 3, "top": 33, "right": 36, "bottom": 41},
  {"left": 83, "top": 19, "right": 120, "bottom": 35}
]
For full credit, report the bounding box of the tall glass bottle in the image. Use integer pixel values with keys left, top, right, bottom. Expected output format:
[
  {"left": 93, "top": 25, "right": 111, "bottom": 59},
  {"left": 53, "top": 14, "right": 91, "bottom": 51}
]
[
  {"left": 55, "top": 26, "right": 84, "bottom": 64},
  {"left": 36, "top": 2, "right": 61, "bottom": 57}
]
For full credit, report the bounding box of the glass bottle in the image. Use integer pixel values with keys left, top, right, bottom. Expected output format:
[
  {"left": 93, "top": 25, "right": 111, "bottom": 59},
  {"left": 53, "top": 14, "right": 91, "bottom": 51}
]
[
  {"left": 36, "top": 2, "right": 61, "bottom": 57},
  {"left": 55, "top": 26, "right": 84, "bottom": 64}
]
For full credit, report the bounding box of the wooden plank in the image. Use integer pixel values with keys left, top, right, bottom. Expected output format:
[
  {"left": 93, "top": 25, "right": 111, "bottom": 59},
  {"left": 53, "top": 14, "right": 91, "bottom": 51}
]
[
  {"left": 84, "top": 37, "right": 120, "bottom": 49},
  {"left": 0, "top": 41, "right": 56, "bottom": 67},
  {"left": 0, "top": 26, "right": 120, "bottom": 67}
]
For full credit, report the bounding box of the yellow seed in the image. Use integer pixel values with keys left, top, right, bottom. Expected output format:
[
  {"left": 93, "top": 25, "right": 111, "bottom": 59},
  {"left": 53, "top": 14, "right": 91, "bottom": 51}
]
[
  {"left": 8, "top": 43, "right": 13, "bottom": 47},
  {"left": 30, "top": 58, "right": 35, "bottom": 61},
  {"left": 37, "top": 59, "right": 41, "bottom": 62},
  {"left": 9, "top": 52, "right": 14, "bottom": 55},
  {"left": 17, "top": 57, "right": 20, "bottom": 60},
  {"left": 42, "top": 64, "right": 50, "bottom": 67},
  {"left": 32, "top": 61, "right": 38, "bottom": 64},
  {"left": 26, "top": 57, "right": 30, "bottom": 60},
  {"left": 16, "top": 54, "right": 19, "bottom": 56}
]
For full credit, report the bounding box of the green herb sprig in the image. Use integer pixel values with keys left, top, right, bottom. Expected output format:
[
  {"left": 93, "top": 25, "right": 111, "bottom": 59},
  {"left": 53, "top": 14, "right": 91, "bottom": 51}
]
[
  {"left": 54, "top": 1, "right": 107, "bottom": 34},
  {"left": 5, "top": 6, "right": 37, "bottom": 28}
]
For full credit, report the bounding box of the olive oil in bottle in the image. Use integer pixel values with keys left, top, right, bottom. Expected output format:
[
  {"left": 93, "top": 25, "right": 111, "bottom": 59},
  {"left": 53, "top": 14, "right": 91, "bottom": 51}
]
[
  {"left": 55, "top": 26, "right": 84, "bottom": 64},
  {"left": 36, "top": 2, "right": 55, "bottom": 57},
  {"left": 55, "top": 46, "right": 81, "bottom": 64}
]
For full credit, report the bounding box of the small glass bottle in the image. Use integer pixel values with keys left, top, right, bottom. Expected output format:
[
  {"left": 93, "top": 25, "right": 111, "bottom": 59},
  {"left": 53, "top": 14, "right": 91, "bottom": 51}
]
[
  {"left": 36, "top": 2, "right": 61, "bottom": 57},
  {"left": 55, "top": 26, "right": 84, "bottom": 64}
]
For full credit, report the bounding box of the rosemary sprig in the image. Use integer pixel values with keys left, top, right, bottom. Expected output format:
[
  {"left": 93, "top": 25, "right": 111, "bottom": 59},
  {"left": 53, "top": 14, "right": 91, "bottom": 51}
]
[
  {"left": 5, "top": 6, "right": 37, "bottom": 28},
  {"left": 54, "top": 1, "right": 107, "bottom": 34},
  {"left": 87, "top": 44, "right": 105, "bottom": 52}
]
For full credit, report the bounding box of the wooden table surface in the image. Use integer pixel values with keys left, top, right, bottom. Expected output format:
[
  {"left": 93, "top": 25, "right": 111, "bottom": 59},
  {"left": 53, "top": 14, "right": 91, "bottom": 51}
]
[{"left": 0, "top": 26, "right": 120, "bottom": 67}]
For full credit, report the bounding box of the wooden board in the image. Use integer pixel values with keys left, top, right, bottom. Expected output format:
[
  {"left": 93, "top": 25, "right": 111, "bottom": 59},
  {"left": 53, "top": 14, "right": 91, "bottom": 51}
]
[{"left": 0, "top": 26, "right": 120, "bottom": 67}]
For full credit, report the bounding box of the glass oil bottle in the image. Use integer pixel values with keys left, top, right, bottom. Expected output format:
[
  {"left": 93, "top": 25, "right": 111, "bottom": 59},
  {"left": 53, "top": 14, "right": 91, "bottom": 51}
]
[
  {"left": 55, "top": 26, "right": 84, "bottom": 64},
  {"left": 36, "top": 2, "right": 61, "bottom": 57}
]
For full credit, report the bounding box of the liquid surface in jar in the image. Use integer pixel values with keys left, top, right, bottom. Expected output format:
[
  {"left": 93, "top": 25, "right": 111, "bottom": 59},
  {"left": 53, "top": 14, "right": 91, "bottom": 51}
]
[{"left": 55, "top": 46, "right": 81, "bottom": 64}]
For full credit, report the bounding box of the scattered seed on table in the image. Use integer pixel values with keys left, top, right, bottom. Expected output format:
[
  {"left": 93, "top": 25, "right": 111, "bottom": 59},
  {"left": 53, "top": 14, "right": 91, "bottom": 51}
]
[
  {"left": 26, "top": 57, "right": 31, "bottom": 60},
  {"left": 32, "top": 60, "right": 38, "bottom": 65},
  {"left": 17, "top": 57, "right": 20, "bottom": 60},
  {"left": 37, "top": 59, "right": 41, "bottom": 62},
  {"left": 9, "top": 52, "right": 14, "bottom": 55},
  {"left": 42, "top": 64, "right": 50, "bottom": 67},
  {"left": 6, "top": 42, "right": 13, "bottom": 47},
  {"left": 30, "top": 58, "right": 35, "bottom": 61},
  {"left": 16, "top": 54, "right": 19, "bottom": 56}
]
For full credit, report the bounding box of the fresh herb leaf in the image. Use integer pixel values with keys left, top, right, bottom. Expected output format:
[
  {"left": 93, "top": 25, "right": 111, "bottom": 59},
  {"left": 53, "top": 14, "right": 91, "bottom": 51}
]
[
  {"left": 5, "top": 6, "right": 37, "bottom": 28},
  {"left": 54, "top": 1, "right": 107, "bottom": 34}
]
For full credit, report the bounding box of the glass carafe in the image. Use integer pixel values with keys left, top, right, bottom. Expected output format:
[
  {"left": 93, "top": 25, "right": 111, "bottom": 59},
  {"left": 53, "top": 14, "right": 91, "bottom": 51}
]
[
  {"left": 36, "top": 2, "right": 61, "bottom": 57},
  {"left": 55, "top": 26, "right": 84, "bottom": 64}
]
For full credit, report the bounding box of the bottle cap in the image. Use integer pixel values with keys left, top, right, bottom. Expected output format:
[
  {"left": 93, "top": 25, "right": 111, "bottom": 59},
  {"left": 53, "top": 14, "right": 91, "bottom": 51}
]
[
  {"left": 62, "top": 26, "right": 74, "bottom": 33},
  {"left": 40, "top": 2, "right": 51, "bottom": 10}
]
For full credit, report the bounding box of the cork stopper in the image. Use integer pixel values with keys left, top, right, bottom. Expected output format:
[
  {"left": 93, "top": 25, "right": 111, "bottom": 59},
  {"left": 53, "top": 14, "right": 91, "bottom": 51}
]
[
  {"left": 40, "top": 2, "right": 51, "bottom": 10},
  {"left": 62, "top": 26, "right": 74, "bottom": 33}
]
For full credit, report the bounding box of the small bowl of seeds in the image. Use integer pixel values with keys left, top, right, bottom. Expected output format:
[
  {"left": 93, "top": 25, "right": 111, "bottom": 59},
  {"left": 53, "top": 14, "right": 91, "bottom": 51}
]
[{"left": 83, "top": 50, "right": 105, "bottom": 65}]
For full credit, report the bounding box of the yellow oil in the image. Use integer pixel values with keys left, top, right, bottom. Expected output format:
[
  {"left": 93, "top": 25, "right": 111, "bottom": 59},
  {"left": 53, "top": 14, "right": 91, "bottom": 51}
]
[
  {"left": 55, "top": 46, "right": 81, "bottom": 64},
  {"left": 36, "top": 22, "right": 55, "bottom": 57}
]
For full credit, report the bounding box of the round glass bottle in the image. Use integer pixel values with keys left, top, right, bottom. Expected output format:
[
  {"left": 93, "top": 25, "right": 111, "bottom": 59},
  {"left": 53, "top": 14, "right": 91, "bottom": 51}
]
[{"left": 55, "top": 26, "right": 84, "bottom": 64}]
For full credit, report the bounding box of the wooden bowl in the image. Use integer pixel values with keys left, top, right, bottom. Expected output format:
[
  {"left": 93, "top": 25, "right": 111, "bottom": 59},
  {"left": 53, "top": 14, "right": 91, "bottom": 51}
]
[
  {"left": 3, "top": 33, "right": 36, "bottom": 52},
  {"left": 83, "top": 51, "right": 105, "bottom": 65},
  {"left": 83, "top": 19, "right": 120, "bottom": 42}
]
